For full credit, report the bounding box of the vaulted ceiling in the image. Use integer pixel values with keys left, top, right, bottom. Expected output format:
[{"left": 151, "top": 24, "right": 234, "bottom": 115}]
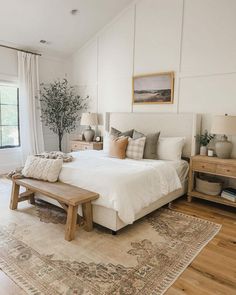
[{"left": 0, "top": 0, "right": 133, "bottom": 57}]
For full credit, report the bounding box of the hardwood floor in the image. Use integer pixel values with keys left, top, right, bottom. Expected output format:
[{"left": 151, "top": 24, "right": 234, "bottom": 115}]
[
  {"left": 167, "top": 198, "right": 236, "bottom": 295},
  {"left": 0, "top": 191, "right": 235, "bottom": 294}
]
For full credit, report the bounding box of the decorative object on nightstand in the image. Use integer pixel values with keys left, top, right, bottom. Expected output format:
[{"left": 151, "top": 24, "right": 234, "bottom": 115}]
[
  {"left": 197, "top": 130, "right": 215, "bottom": 156},
  {"left": 221, "top": 187, "right": 236, "bottom": 202},
  {"left": 70, "top": 140, "right": 103, "bottom": 152},
  {"left": 95, "top": 136, "right": 102, "bottom": 142},
  {"left": 211, "top": 114, "right": 236, "bottom": 159},
  {"left": 188, "top": 155, "right": 236, "bottom": 208},
  {"left": 195, "top": 175, "right": 222, "bottom": 196},
  {"left": 80, "top": 113, "right": 98, "bottom": 142},
  {"left": 207, "top": 149, "right": 214, "bottom": 157}
]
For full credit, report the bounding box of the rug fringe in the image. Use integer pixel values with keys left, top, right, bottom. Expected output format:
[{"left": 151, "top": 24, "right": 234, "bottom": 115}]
[
  {"left": 151, "top": 222, "right": 222, "bottom": 295},
  {"left": 0, "top": 259, "right": 41, "bottom": 294}
]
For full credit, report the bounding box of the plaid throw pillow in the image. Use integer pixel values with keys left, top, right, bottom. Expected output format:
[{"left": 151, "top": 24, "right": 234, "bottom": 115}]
[{"left": 126, "top": 137, "right": 146, "bottom": 160}]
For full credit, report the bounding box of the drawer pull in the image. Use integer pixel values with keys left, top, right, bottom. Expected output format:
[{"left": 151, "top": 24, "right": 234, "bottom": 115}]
[{"left": 227, "top": 169, "right": 230, "bottom": 172}]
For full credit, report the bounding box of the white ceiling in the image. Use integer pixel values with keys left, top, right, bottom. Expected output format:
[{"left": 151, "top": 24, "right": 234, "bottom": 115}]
[{"left": 0, "top": 0, "right": 133, "bottom": 58}]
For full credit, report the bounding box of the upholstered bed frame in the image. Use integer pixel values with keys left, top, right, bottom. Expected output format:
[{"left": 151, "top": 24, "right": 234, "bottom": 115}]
[
  {"left": 105, "top": 112, "right": 201, "bottom": 158},
  {"left": 38, "top": 112, "right": 202, "bottom": 233}
]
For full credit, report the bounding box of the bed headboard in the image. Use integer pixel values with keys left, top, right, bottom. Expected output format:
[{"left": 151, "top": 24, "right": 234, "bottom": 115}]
[{"left": 105, "top": 112, "right": 201, "bottom": 157}]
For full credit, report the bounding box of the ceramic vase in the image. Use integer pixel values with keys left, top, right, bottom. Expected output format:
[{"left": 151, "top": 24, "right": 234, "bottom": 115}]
[{"left": 200, "top": 146, "right": 207, "bottom": 156}]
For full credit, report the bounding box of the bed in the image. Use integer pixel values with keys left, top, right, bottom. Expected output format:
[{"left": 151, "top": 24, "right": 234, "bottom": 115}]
[{"left": 38, "top": 112, "right": 201, "bottom": 233}]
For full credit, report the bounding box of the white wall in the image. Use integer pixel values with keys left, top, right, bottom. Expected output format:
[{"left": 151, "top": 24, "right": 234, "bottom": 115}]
[
  {"left": 98, "top": 7, "right": 135, "bottom": 113},
  {"left": 71, "top": 0, "right": 236, "bottom": 156},
  {"left": 0, "top": 47, "right": 70, "bottom": 173}
]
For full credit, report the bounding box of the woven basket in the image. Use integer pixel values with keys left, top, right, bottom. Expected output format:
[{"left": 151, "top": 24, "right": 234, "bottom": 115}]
[{"left": 196, "top": 176, "right": 222, "bottom": 196}]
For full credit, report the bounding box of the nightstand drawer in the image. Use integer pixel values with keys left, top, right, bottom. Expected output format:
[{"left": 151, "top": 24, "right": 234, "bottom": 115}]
[
  {"left": 192, "top": 161, "right": 216, "bottom": 173},
  {"left": 71, "top": 143, "right": 93, "bottom": 151},
  {"left": 79, "top": 144, "right": 93, "bottom": 150},
  {"left": 216, "top": 165, "right": 236, "bottom": 177},
  {"left": 71, "top": 143, "right": 80, "bottom": 150},
  {"left": 70, "top": 140, "right": 103, "bottom": 152}
]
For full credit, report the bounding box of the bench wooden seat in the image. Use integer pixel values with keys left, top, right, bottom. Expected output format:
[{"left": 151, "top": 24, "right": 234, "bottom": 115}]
[{"left": 10, "top": 178, "right": 99, "bottom": 241}]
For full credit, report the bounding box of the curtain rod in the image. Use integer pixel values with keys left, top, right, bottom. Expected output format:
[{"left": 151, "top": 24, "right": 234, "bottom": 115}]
[{"left": 0, "top": 44, "right": 42, "bottom": 56}]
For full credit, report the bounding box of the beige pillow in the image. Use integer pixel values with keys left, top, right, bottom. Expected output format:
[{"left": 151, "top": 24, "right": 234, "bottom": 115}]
[
  {"left": 22, "top": 156, "right": 63, "bottom": 182},
  {"left": 109, "top": 136, "right": 128, "bottom": 159},
  {"left": 157, "top": 137, "right": 185, "bottom": 160}
]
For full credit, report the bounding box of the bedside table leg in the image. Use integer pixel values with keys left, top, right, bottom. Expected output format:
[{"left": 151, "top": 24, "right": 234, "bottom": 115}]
[
  {"left": 187, "top": 158, "right": 194, "bottom": 203},
  {"left": 187, "top": 195, "right": 192, "bottom": 202}
]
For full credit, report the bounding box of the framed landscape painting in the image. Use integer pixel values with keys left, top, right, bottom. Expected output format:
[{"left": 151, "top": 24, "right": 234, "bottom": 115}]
[{"left": 133, "top": 72, "right": 174, "bottom": 104}]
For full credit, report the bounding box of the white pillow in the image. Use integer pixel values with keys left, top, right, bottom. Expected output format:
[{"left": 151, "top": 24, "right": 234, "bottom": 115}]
[
  {"left": 103, "top": 131, "right": 110, "bottom": 154},
  {"left": 126, "top": 137, "right": 146, "bottom": 160},
  {"left": 22, "top": 156, "right": 63, "bottom": 182},
  {"left": 157, "top": 137, "right": 185, "bottom": 161}
]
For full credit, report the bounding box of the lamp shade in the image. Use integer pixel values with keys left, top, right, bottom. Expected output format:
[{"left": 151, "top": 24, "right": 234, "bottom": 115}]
[
  {"left": 80, "top": 113, "right": 98, "bottom": 126},
  {"left": 211, "top": 115, "right": 236, "bottom": 135}
]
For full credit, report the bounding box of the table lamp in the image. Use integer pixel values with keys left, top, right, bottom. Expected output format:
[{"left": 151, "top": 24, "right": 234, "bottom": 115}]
[
  {"left": 211, "top": 115, "right": 236, "bottom": 159},
  {"left": 80, "top": 113, "right": 98, "bottom": 142}
]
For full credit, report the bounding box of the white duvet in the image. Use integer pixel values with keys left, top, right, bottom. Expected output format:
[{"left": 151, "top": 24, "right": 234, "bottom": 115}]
[{"left": 59, "top": 150, "right": 182, "bottom": 224}]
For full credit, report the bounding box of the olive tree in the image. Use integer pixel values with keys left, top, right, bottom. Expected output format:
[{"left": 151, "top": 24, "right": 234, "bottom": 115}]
[{"left": 40, "top": 79, "right": 88, "bottom": 151}]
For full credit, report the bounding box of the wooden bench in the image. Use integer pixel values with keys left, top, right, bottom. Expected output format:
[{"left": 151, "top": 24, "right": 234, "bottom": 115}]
[{"left": 10, "top": 178, "right": 99, "bottom": 241}]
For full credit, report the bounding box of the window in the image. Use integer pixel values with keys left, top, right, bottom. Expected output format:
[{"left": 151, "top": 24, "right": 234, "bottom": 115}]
[{"left": 0, "top": 85, "right": 20, "bottom": 148}]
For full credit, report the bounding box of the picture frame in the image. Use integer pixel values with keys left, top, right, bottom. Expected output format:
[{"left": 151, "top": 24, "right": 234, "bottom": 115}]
[{"left": 132, "top": 72, "right": 174, "bottom": 105}]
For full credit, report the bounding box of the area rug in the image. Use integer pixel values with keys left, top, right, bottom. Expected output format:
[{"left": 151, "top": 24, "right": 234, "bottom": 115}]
[{"left": 0, "top": 185, "right": 221, "bottom": 295}]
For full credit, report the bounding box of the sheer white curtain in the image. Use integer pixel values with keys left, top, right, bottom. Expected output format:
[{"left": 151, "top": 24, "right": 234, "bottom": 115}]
[{"left": 18, "top": 52, "right": 44, "bottom": 163}]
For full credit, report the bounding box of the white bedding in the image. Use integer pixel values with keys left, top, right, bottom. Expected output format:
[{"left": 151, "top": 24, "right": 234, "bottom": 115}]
[{"left": 59, "top": 150, "right": 184, "bottom": 224}]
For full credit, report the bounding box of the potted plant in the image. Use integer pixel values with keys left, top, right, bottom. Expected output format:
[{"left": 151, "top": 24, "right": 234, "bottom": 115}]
[
  {"left": 197, "top": 130, "right": 215, "bottom": 156},
  {"left": 40, "top": 79, "right": 88, "bottom": 151}
]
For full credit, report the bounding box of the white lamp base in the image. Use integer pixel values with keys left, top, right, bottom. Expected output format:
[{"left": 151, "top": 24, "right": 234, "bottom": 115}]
[{"left": 83, "top": 126, "right": 95, "bottom": 142}]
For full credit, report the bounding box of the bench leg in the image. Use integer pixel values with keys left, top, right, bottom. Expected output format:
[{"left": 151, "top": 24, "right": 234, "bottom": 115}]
[
  {"left": 58, "top": 201, "right": 82, "bottom": 225},
  {"left": 10, "top": 182, "right": 20, "bottom": 210},
  {"left": 29, "top": 195, "right": 36, "bottom": 205},
  {"left": 26, "top": 189, "right": 35, "bottom": 205},
  {"left": 82, "top": 202, "right": 93, "bottom": 232},
  {"left": 65, "top": 205, "right": 78, "bottom": 241}
]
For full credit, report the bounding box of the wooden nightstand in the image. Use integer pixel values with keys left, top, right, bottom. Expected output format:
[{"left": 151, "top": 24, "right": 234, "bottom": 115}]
[
  {"left": 188, "top": 155, "right": 236, "bottom": 208},
  {"left": 70, "top": 140, "right": 103, "bottom": 152}
]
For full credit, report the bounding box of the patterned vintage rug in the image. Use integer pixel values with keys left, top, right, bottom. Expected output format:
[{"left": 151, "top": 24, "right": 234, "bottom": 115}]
[{"left": 0, "top": 180, "right": 221, "bottom": 295}]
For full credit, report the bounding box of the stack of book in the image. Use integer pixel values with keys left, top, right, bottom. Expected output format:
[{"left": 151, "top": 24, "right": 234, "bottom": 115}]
[{"left": 221, "top": 188, "right": 236, "bottom": 202}]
